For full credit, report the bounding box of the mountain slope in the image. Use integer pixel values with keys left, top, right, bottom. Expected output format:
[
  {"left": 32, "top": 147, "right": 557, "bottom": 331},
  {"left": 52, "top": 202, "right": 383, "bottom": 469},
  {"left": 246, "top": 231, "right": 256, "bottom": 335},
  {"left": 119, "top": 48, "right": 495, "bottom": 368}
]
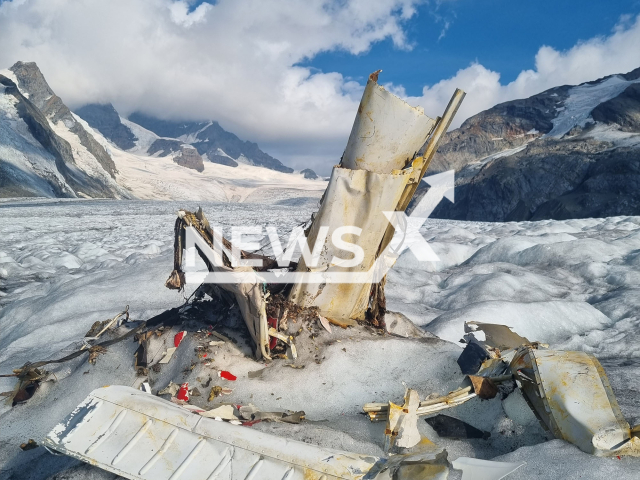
[
  {"left": 74, "top": 103, "right": 137, "bottom": 150},
  {"left": 128, "top": 112, "right": 293, "bottom": 172},
  {"left": 1, "top": 61, "right": 322, "bottom": 202},
  {"left": 70, "top": 105, "right": 325, "bottom": 202},
  {"left": 422, "top": 67, "right": 640, "bottom": 221},
  {"left": 0, "top": 62, "right": 130, "bottom": 199}
]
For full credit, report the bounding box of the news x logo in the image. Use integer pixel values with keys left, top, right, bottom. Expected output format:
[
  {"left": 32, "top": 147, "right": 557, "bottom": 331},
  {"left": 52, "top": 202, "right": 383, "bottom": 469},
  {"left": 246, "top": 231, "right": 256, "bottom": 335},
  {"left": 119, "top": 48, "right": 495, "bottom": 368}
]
[{"left": 184, "top": 171, "right": 454, "bottom": 284}]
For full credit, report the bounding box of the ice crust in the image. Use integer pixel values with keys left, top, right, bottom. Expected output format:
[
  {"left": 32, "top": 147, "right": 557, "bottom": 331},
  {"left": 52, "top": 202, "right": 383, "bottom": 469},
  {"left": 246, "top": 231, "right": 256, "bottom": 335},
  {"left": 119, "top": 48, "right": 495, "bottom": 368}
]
[{"left": 0, "top": 201, "right": 639, "bottom": 478}]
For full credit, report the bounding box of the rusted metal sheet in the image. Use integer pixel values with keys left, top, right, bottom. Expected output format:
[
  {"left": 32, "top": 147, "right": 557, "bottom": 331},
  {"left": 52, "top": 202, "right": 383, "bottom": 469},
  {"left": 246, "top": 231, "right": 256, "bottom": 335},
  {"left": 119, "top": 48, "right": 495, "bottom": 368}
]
[
  {"left": 341, "top": 71, "right": 437, "bottom": 174},
  {"left": 288, "top": 166, "right": 412, "bottom": 322},
  {"left": 290, "top": 72, "right": 464, "bottom": 325},
  {"left": 510, "top": 347, "right": 640, "bottom": 456}
]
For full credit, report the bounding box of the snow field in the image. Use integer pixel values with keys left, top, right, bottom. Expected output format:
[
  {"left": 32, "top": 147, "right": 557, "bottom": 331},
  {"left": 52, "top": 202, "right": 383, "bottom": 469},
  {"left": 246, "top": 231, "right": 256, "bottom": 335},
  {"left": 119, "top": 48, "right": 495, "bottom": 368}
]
[{"left": 0, "top": 201, "right": 639, "bottom": 478}]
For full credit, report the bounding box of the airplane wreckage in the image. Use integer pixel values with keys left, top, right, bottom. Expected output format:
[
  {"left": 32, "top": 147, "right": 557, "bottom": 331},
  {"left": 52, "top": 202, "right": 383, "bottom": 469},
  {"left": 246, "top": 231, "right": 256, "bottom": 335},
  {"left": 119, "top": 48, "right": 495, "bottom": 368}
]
[{"left": 6, "top": 71, "right": 640, "bottom": 479}]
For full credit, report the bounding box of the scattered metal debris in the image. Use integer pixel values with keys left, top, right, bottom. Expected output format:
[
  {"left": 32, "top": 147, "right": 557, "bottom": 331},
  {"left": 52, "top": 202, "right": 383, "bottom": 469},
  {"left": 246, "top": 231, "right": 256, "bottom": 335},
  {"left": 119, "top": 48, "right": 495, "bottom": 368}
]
[
  {"left": 158, "top": 382, "right": 180, "bottom": 396},
  {"left": 200, "top": 404, "right": 237, "bottom": 420},
  {"left": 176, "top": 382, "right": 189, "bottom": 401},
  {"left": 158, "top": 347, "right": 177, "bottom": 364},
  {"left": 465, "top": 321, "right": 531, "bottom": 351},
  {"left": 457, "top": 342, "right": 492, "bottom": 375},
  {"left": 247, "top": 368, "right": 266, "bottom": 379},
  {"left": 385, "top": 388, "right": 421, "bottom": 452},
  {"left": 456, "top": 321, "right": 640, "bottom": 457},
  {"left": 238, "top": 404, "right": 306, "bottom": 424},
  {"left": 218, "top": 370, "right": 236, "bottom": 381},
  {"left": 318, "top": 315, "right": 332, "bottom": 333},
  {"left": 208, "top": 385, "right": 231, "bottom": 401},
  {"left": 468, "top": 375, "right": 500, "bottom": 400},
  {"left": 81, "top": 306, "right": 130, "bottom": 348},
  {"left": 173, "top": 330, "right": 187, "bottom": 347},
  {"left": 87, "top": 345, "right": 107, "bottom": 365},
  {"left": 364, "top": 386, "right": 477, "bottom": 422}
]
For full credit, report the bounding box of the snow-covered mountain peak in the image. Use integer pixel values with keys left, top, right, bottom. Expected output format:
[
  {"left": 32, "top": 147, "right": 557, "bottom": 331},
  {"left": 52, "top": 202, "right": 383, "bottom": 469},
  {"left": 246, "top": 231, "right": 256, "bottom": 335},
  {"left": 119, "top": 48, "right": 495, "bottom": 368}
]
[
  {"left": 0, "top": 64, "right": 130, "bottom": 199},
  {"left": 548, "top": 73, "right": 640, "bottom": 138}
]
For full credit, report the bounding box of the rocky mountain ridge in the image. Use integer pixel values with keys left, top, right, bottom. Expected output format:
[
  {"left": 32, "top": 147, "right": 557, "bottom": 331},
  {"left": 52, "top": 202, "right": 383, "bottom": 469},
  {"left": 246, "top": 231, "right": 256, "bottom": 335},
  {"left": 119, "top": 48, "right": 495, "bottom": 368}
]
[
  {"left": 76, "top": 107, "right": 293, "bottom": 173},
  {"left": 0, "top": 62, "right": 129, "bottom": 199},
  {"left": 420, "top": 67, "right": 640, "bottom": 221}
]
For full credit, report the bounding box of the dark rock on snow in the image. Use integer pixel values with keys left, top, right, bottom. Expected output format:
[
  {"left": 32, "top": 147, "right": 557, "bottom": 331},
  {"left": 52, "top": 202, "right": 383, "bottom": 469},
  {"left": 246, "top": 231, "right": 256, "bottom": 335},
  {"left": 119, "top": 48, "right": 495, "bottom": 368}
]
[
  {"left": 173, "top": 146, "right": 204, "bottom": 172},
  {"left": 75, "top": 103, "right": 138, "bottom": 150},
  {"left": 300, "top": 168, "right": 318, "bottom": 179}
]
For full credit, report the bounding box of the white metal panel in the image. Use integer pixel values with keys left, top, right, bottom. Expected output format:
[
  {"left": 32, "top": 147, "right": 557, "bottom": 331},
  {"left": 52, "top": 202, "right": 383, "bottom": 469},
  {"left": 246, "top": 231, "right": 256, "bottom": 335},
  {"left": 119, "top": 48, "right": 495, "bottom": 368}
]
[
  {"left": 44, "top": 386, "right": 385, "bottom": 480},
  {"left": 511, "top": 348, "right": 640, "bottom": 456},
  {"left": 288, "top": 166, "right": 411, "bottom": 321},
  {"left": 341, "top": 74, "right": 436, "bottom": 174}
]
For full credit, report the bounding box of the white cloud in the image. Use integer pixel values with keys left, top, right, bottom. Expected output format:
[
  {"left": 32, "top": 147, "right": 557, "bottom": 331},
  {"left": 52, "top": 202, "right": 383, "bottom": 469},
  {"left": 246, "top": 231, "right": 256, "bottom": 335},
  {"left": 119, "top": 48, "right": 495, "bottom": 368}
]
[
  {"left": 0, "top": 0, "right": 419, "bottom": 172},
  {"left": 0, "top": 1, "right": 639, "bottom": 173},
  {"left": 169, "top": 1, "right": 211, "bottom": 27}
]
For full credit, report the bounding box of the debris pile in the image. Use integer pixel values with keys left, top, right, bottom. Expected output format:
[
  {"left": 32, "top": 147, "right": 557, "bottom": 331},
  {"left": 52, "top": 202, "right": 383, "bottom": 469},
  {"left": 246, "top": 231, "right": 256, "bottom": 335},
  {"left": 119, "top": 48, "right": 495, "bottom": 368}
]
[
  {"left": 165, "top": 70, "right": 466, "bottom": 359},
  {"left": 364, "top": 321, "right": 640, "bottom": 459}
]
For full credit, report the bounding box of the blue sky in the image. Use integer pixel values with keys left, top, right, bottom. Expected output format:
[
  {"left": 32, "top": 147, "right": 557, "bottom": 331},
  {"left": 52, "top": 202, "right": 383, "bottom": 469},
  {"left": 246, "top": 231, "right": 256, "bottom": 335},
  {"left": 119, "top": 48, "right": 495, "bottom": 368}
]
[{"left": 298, "top": 0, "right": 640, "bottom": 95}]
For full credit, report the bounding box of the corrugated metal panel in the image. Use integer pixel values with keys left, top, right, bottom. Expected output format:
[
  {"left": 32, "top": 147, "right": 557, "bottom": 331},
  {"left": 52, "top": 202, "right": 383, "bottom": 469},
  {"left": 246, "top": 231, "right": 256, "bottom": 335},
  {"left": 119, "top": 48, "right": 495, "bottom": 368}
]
[{"left": 44, "top": 386, "right": 390, "bottom": 480}]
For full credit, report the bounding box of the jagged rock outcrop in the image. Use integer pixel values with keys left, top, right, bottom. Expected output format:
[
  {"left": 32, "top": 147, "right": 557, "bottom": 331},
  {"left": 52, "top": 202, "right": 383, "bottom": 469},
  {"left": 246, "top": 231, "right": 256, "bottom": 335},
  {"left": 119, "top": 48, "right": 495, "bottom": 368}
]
[
  {"left": 300, "top": 168, "right": 318, "bottom": 179},
  {"left": 147, "top": 136, "right": 238, "bottom": 167},
  {"left": 591, "top": 83, "right": 640, "bottom": 133},
  {"left": 10, "top": 62, "right": 118, "bottom": 180},
  {"left": 0, "top": 62, "right": 129, "bottom": 199},
  {"left": 1, "top": 76, "right": 73, "bottom": 198},
  {"left": 75, "top": 103, "right": 138, "bottom": 150},
  {"left": 147, "top": 138, "right": 183, "bottom": 156},
  {"left": 207, "top": 154, "right": 238, "bottom": 167},
  {"left": 173, "top": 146, "right": 204, "bottom": 172},
  {"left": 428, "top": 86, "right": 569, "bottom": 175},
  {"left": 0, "top": 67, "right": 128, "bottom": 199},
  {"left": 127, "top": 112, "right": 206, "bottom": 139}
]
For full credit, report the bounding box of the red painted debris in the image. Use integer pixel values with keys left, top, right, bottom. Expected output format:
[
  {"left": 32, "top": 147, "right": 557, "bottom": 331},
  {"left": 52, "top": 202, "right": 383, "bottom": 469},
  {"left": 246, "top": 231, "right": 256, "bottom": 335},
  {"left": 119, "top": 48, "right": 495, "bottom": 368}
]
[
  {"left": 268, "top": 317, "right": 277, "bottom": 350},
  {"left": 242, "top": 419, "right": 262, "bottom": 427},
  {"left": 218, "top": 370, "right": 237, "bottom": 381},
  {"left": 177, "top": 382, "right": 189, "bottom": 402},
  {"left": 203, "top": 354, "right": 207, "bottom": 358},
  {"left": 174, "top": 331, "right": 187, "bottom": 347}
]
